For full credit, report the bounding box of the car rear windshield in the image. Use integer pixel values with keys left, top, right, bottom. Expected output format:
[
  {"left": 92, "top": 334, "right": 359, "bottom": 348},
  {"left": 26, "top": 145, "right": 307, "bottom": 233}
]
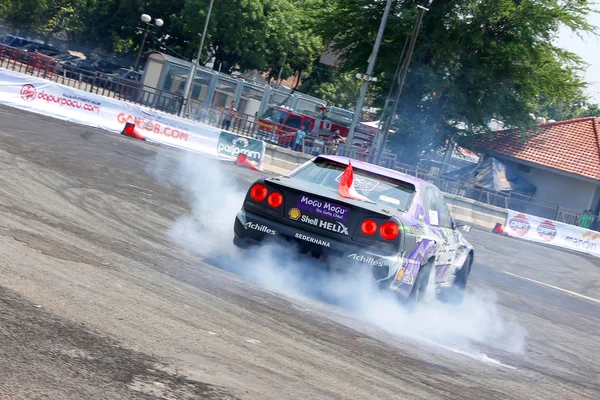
[{"left": 291, "top": 159, "right": 416, "bottom": 210}]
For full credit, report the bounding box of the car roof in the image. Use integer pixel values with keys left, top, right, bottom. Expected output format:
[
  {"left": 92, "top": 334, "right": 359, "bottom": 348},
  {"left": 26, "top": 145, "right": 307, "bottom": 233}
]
[{"left": 316, "top": 155, "right": 427, "bottom": 189}]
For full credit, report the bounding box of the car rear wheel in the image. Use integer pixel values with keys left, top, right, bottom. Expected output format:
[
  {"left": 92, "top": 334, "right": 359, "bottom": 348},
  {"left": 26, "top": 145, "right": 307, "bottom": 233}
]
[{"left": 405, "top": 259, "right": 433, "bottom": 307}]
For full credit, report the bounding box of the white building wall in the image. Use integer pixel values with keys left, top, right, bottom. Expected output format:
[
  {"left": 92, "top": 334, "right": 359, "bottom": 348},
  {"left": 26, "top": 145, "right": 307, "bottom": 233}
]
[{"left": 502, "top": 159, "right": 596, "bottom": 211}]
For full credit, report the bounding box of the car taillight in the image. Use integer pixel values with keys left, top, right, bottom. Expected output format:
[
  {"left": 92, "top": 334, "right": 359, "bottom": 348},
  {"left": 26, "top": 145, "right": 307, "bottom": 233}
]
[
  {"left": 250, "top": 183, "right": 268, "bottom": 202},
  {"left": 268, "top": 192, "right": 283, "bottom": 208},
  {"left": 380, "top": 221, "right": 399, "bottom": 240},
  {"left": 361, "top": 219, "right": 377, "bottom": 235}
]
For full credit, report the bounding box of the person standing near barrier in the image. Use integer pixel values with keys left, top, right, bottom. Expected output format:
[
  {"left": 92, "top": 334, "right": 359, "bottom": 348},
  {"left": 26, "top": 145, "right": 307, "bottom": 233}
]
[
  {"left": 222, "top": 101, "right": 237, "bottom": 131},
  {"left": 578, "top": 209, "right": 594, "bottom": 229},
  {"left": 327, "top": 130, "right": 346, "bottom": 155},
  {"left": 293, "top": 124, "right": 307, "bottom": 152}
]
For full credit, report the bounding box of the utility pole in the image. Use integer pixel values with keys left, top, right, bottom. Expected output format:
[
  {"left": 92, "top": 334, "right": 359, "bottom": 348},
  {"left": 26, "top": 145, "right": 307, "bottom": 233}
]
[
  {"left": 179, "top": 0, "right": 215, "bottom": 118},
  {"left": 346, "top": 0, "right": 393, "bottom": 148},
  {"left": 375, "top": 0, "right": 432, "bottom": 165}
]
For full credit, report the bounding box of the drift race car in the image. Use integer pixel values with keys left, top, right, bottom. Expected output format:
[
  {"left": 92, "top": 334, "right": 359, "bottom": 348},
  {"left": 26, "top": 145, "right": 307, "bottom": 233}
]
[{"left": 233, "top": 155, "right": 474, "bottom": 304}]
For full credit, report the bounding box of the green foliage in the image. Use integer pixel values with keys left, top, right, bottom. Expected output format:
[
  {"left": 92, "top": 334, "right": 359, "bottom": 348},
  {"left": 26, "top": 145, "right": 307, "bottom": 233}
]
[{"left": 319, "top": 0, "right": 597, "bottom": 163}]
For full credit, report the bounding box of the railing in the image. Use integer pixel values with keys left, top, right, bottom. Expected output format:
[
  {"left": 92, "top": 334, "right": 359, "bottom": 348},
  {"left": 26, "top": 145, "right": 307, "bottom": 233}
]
[
  {"left": 0, "top": 44, "right": 184, "bottom": 115},
  {"left": 1, "top": 44, "right": 597, "bottom": 230}
]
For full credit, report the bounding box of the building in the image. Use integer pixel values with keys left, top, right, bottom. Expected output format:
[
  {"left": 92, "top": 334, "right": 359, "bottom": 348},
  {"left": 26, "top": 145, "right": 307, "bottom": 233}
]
[{"left": 475, "top": 117, "right": 600, "bottom": 215}]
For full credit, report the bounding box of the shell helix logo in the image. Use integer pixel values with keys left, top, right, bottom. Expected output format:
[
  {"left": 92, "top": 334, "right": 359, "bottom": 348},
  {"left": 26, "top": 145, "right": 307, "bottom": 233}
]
[{"left": 288, "top": 208, "right": 301, "bottom": 220}]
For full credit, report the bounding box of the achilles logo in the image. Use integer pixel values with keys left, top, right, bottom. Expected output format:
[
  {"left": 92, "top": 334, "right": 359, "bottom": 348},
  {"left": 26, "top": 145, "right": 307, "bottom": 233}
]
[
  {"left": 244, "top": 221, "right": 276, "bottom": 235},
  {"left": 347, "top": 253, "right": 384, "bottom": 267},
  {"left": 300, "top": 214, "right": 349, "bottom": 235}
]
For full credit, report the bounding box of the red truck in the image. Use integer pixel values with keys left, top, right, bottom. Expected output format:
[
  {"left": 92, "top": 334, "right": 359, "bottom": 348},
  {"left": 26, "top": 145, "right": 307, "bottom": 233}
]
[{"left": 256, "top": 105, "right": 380, "bottom": 148}]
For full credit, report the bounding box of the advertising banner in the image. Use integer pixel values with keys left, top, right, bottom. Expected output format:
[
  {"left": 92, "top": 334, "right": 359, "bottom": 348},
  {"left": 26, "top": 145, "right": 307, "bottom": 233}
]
[
  {"left": 217, "top": 130, "right": 265, "bottom": 170},
  {"left": 504, "top": 210, "right": 600, "bottom": 257},
  {"left": 0, "top": 69, "right": 262, "bottom": 163}
]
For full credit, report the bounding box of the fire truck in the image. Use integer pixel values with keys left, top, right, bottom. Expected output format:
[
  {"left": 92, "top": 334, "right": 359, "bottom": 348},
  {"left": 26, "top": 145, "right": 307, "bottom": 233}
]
[{"left": 255, "top": 105, "right": 381, "bottom": 147}]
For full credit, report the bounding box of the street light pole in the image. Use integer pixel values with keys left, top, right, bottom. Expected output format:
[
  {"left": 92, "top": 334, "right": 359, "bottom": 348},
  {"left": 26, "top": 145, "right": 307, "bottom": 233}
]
[
  {"left": 375, "top": 0, "right": 431, "bottom": 165},
  {"left": 345, "top": 0, "right": 393, "bottom": 148},
  {"left": 179, "top": 0, "right": 215, "bottom": 118},
  {"left": 134, "top": 14, "right": 163, "bottom": 71}
]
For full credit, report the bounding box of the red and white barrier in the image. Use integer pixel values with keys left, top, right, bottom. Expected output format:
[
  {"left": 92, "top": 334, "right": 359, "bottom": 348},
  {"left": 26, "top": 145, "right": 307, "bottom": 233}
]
[
  {"left": 503, "top": 210, "right": 600, "bottom": 257},
  {"left": 0, "top": 68, "right": 239, "bottom": 160}
]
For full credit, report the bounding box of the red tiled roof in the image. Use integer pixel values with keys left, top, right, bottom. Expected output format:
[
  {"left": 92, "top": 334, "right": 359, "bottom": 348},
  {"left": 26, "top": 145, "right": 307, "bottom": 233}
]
[{"left": 475, "top": 117, "right": 600, "bottom": 180}]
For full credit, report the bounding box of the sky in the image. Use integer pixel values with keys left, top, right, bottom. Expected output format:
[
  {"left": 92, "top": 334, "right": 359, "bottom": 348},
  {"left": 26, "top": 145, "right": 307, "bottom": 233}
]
[{"left": 556, "top": 4, "right": 600, "bottom": 104}]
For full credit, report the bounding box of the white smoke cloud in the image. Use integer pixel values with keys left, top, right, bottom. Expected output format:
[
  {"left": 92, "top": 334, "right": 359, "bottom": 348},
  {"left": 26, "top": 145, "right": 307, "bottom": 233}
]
[{"left": 151, "top": 151, "right": 527, "bottom": 360}]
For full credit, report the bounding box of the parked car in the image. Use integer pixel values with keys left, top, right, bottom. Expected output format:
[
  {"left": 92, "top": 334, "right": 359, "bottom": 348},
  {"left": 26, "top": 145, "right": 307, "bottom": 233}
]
[
  {"left": 0, "top": 34, "right": 38, "bottom": 48},
  {"left": 18, "top": 43, "right": 61, "bottom": 62}
]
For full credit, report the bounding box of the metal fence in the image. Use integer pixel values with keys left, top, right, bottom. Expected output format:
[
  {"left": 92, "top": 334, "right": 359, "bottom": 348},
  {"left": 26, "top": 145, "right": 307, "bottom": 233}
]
[{"left": 1, "top": 44, "right": 595, "bottom": 229}]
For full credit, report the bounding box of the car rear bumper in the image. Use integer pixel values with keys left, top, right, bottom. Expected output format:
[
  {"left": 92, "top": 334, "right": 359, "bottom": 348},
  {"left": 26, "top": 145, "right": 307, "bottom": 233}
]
[{"left": 234, "top": 209, "right": 403, "bottom": 283}]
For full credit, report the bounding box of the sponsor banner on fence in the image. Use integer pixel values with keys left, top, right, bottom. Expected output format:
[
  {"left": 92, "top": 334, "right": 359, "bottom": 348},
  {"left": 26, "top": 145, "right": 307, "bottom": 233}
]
[
  {"left": 217, "top": 130, "right": 265, "bottom": 170},
  {"left": 0, "top": 68, "right": 251, "bottom": 162},
  {"left": 505, "top": 210, "right": 600, "bottom": 257}
]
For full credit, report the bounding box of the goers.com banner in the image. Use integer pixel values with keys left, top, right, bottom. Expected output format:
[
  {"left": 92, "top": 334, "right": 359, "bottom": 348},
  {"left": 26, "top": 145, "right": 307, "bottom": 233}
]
[
  {"left": 0, "top": 69, "right": 247, "bottom": 160},
  {"left": 504, "top": 210, "right": 600, "bottom": 257}
]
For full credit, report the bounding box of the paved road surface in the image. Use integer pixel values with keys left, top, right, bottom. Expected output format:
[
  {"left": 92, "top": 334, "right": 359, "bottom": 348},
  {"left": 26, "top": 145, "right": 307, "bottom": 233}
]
[{"left": 1, "top": 104, "right": 599, "bottom": 399}]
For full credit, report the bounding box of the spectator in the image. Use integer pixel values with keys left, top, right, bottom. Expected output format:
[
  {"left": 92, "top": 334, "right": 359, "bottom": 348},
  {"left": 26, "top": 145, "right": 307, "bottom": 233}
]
[
  {"left": 293, "top": 124, "right": 308, "bottom": 152},
  {"left": 578, "top": 209, "right": 594, "bottom": 229},
  {"left": 221, "top": 101, "right": 237, "bottom": 131},
  {"left": 327, "top": 129, "right": 346, "bottom": 155},
  {"left": 313, "top": 134, "right": 326, "bottom": 155}
]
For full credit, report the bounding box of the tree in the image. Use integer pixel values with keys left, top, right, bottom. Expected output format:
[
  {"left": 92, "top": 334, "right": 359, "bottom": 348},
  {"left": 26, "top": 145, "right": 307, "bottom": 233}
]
[
  {"left": 318, "top": 0, "right": 597, "bottom": 164},
  {"left": 183, "top": 0, "right": 323, "bottom": 75}
]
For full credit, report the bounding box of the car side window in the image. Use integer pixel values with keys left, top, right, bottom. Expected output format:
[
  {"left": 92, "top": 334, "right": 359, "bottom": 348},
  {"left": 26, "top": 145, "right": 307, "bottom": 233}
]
[
  {"left": 423, "top": 186, "right": 440, "bottom": 226},
  {"left": 432, "top": 187, "right": 453, "bottom": 228}
]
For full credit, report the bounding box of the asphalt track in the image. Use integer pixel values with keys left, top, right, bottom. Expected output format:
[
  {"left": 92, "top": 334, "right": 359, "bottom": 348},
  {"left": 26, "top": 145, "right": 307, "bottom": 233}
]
[{"left": 1, "top": 103, "right": 599, "bottom": 400}]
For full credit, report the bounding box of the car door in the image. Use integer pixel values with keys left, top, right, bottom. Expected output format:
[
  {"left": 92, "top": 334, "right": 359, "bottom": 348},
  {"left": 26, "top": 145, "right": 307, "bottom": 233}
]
[
  {"left": 423, "top": 185, "right": 457, "bottom": 274},
  {"left": 431, "top": 186, "right": 458, "bottom": 275}
]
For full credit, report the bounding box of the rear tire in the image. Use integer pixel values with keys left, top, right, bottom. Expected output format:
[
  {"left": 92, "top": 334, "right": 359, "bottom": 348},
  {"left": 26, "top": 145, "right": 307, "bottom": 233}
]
[{"left": 405, "top": 259, "right": 434, "bottom": 307}]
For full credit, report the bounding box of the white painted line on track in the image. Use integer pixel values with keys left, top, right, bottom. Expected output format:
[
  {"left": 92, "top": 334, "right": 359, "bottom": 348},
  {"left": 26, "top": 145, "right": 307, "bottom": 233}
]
[
  {"left": 501, "top": 270, "right": 600, "bottom": 304},
  {"left": 127, "top": 184, "right": 153, "bottom": 192},
  {"left": 421, "top": 339, "right": 518, "bottom": 370}
]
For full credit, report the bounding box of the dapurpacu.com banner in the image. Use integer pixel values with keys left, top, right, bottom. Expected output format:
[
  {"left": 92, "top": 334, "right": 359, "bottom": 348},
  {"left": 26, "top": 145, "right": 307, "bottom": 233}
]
[
  {"left": 504, "top": 210, "right": 600, "bottom": 258},
  {"left": 0, "top": 68, "right": 235, "bottom": 159}
]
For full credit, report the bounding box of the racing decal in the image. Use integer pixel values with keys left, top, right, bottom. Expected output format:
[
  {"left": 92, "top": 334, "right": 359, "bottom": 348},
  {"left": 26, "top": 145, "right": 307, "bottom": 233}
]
[
  {"left": 435, "top": 264, "right": 452, "bottom": 282},
  {"left": 297, "top": 214, "right": 349, "bottom": 235},
  {"left": 508, "top": 213, "right": 530, "bottom": 236},
  {"left": 294, "top": 233, "right": 331, "bottom": 247},
  {"left": 288, "top": 207, "right": 301, "bottom": 220},
  {"left": 244, "top": 222, "right": 276, "bottom": 235},
  {"left": 297, "top": 195, "right": 350, "bottom": 222},
  {"left": 537, "top": 220, "right": 557, "bottom": 242},
  {"left": 390, "top": 238, "right": 436, "bottom": 290},
  {"left": 334, "top": 173, "right": 379, "bottom": 191},
  {"left": 347, "top": 253, "right": 385, "bottom": 267},
  {"left": 394, "top": 267, "right": 405, "bottom": 283},
  {"left": 402, "top": 270, "right": 415, "bottom": 285}
]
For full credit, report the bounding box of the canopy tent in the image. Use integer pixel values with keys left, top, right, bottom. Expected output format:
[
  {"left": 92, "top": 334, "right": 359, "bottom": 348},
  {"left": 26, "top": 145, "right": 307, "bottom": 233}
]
[{"left": 443, "top": 157, "right": 536, "bottom": 195}]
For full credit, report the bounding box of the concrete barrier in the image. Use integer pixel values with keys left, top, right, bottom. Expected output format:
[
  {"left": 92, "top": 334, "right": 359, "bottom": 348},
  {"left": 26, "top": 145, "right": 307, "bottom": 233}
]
[
  {"left": 444, "top": 193, "right": 508, "bottom": 230},
  {"left": 261, "top": 143, "right": 313, "bottom": 175}
]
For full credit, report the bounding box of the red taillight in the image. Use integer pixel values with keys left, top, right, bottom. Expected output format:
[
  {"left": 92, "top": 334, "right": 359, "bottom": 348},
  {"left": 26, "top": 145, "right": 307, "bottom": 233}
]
[
  {"left": 268, "top": 192, "right": 283, "bottom": 208},
  {"left": 361, "top": 219, "right": 378, "bottom": 235},
  {"left": 250, "top": 184, "right": 268, "bottom": 202},
  {"left": 380, "top": 221, "right": 399, "bottom": 240}
]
